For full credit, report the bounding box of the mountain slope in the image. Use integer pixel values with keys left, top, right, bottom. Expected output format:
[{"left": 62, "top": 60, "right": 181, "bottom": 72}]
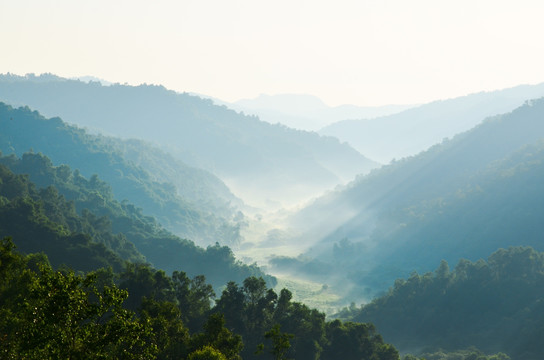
[
  {"left": 0, "top": 151, "right": 273, "bottom": 288},
  {"left": 0, "top": 161, "right": 133, "bottom": 272},
  {"left": 320, "top": 83, "right": 544, "bottom": 163},
  {"left": 0, "top": 102, "right": 243, "bottom": 246},
  {"left": 0, "top": 73, "right": 378, "bottom": 207},
  {"left": 288, "top": 98, "right": 544, "bottom": 295},
  {"left": 343, "top": 247, "right": 544, "bottom": 360}
]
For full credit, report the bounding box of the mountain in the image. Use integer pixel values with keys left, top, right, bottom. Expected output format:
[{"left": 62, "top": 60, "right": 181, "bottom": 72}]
[
  {"left": 0, "top": 140, "right": 396, "bottom": 360},
  {"left": 0, "top": 150, "right": 273, "bottom": 288},
  {"left": 0, "top": 73, "right": 379, "bottom": 207},
  {"left": 320, "top": 83, "right": 544, "bottom": 163},
  {"left": 229, "top": 93, "right": 413, "bottom": 131},
  {"left": 0, "top": 102, "right": 243, "bottom": 246},
  {"left": 0, "top": 161, "right": 129, "bottom": 272},
  {"left": 71, "top": 75, "right": 113, "bottom": 86},
  {"left": 285, "top": 97, "right": 544, "bottom": 297},
  {"left": 341, "top": 246, "right": 544, "bottom": 360},
  {"left": 102, "top": 137, "right": 243, "bottom": 217}
]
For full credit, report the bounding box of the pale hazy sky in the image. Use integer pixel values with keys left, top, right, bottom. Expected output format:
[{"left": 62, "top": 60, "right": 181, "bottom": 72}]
[{"left": 2, "top": 0, "right": 544, "bottom": 106}]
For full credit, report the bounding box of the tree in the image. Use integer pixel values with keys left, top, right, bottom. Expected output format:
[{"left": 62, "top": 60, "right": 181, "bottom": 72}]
[
  {"left": 322, "top": 320, "right": 399, "bottom": 360},
  {"left": 138, "top": 297, "right": 190, "bottom": 359},
  {"left": 172, "top": 271, "right": 215, "bottom": 331},
  {"left": 188, "top": 345, "right": 227, "bottom": 360},
  {"left": 215, "top": 281, "right": 246, "bottom": 334},
  {"left": 190, "top": 313, "right": 244, "bottom": 360},
  {"left": 261, "top": 324, "right": 294, "bottom": 360},
  {"left": 119, "top": 263, "right": 175, "bottom": 310},
  {"left": 3, "top": 260, "right": 156, "bottom": 359}
]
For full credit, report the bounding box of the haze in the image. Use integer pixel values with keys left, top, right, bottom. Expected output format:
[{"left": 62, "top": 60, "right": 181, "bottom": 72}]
[{"left": 2, "top": 0, "right": 544, "bottom": 107}]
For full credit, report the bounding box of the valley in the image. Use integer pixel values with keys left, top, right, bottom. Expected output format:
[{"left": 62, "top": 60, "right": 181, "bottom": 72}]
[
  {"left": 1, "top": 73, "right": 544, "bottom": 359},
  {"left": 3, "top": 1, "right": 544, "bottom": 358}
]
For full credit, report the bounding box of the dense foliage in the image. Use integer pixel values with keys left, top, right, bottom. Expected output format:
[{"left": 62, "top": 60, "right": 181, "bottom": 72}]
[
  {"left": 0, "top": 237, "right": 237, "bottom": 359},
  {"left": 213, "top": 278, "right": 394, "bottom": 359},
  {"left": 0, "top": 161, "right": 130, "bottom": 271},
  {"left": 339, "top": 247, "right": 544, "bottom": 360},
  {"left": 0, "top": 150, "right": 398, "bottom": 358},
  {"left": 0, "top": 101, "right": 243, "bottom": 245},
  {"left": 0, "top": 237, "right": 399, "bottom": 359},
  {"left": 0, "top": 152, "right": 272, "bottom": 288}
]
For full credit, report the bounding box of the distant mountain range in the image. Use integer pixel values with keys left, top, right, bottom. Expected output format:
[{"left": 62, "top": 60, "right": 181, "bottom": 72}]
[
  {"left": 222, "top": 93, "right": 413, "bottom": 131},
  {"left": 0, "top": 73, "right": 378, "bottom": 208},
  {"left": 320, "top": 83, "right": 544, "bottom": 163}
]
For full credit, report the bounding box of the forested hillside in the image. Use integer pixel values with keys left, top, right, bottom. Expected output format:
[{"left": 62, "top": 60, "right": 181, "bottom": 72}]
[
  {"left": 285, "top": 98, "right": 544, "bottom": 297},
  {"left": 339, "top": 247, "right": 544, "bottom": 360},
  {"left": 0, "top": 151, "right": 270, "bottom": 288},
  {"left": 0, "top": 237, "right": 400, "bottom": 359},
  {"left": 0, "top": 73, "right": 378, "bottom": 206},
  {"left": 109, "top": 137, "right": 243, "bottom": 216},
  {"left": 0, "top": 145, "right": 401, "bottom": 359},
  {"left": 0, "top": 102, "right": 243, "bottom": 246},
  {"left": 0, "top": 163, "right": 131, "bottom": 272}
]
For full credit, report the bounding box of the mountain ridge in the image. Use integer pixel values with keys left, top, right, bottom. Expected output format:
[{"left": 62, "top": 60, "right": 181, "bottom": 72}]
[
  {"left": 0, "top": 73, "right": 379, "bottom": 208},
  {"left": 229, "top": 93, "right": 414, "bottom": 131},
  {"left": 320, "top": 83, "right": 544, "bottom": 163},
  {"left": 0, "top": 102, "right": 244, "bottom": 246}
]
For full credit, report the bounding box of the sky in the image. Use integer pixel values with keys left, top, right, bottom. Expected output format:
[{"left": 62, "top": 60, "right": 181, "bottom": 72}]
[{"left": 2, "top": 0, "right": 544, "bottom": 107}]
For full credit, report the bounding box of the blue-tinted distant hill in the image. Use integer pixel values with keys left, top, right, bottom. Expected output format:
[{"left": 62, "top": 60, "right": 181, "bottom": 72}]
[
  {"left": 320, "top": 83, "right": 544, "bottom": 163},
  {"left": 0, "top": 73, "right": 378, "bottom": 207},
  {"left": 0, "top": 102, "right": 243, "bottom": 246},
  {"left": 226, "top": 93, "right": 413, "bottom": 131}
]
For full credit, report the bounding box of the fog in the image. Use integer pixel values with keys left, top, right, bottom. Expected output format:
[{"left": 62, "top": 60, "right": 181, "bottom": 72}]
[
  {"left": 5, "top": 74, "right": 544, "bottom": 315},
  {"left": 222, "top": 83, "right": 544, "bottom": 313}
]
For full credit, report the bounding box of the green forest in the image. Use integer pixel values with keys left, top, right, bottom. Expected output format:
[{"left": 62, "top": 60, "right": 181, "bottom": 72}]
[
  {"left": 0, "top": 150, "right": 270, "bottom": 288},
  {"left": 2, "top": 76, "right": 544, "bottom": 359},
  {"left": 0, "top": 120, "right": 533, "bottom": 360},
  {"left": 0, "top": 101, "right": 243, "bottom": 246},
  {"left": 0, "top": 237, "right": 399, "bottom": 359},
  {"left": 339, "top": 247, "right": 544, "bottom": 359},
  {"left": 0, "top": 149, "right": 399, "bottom": 359},
  {"left": 0, "top": 127, "right": 397, "bottom": 358}
]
